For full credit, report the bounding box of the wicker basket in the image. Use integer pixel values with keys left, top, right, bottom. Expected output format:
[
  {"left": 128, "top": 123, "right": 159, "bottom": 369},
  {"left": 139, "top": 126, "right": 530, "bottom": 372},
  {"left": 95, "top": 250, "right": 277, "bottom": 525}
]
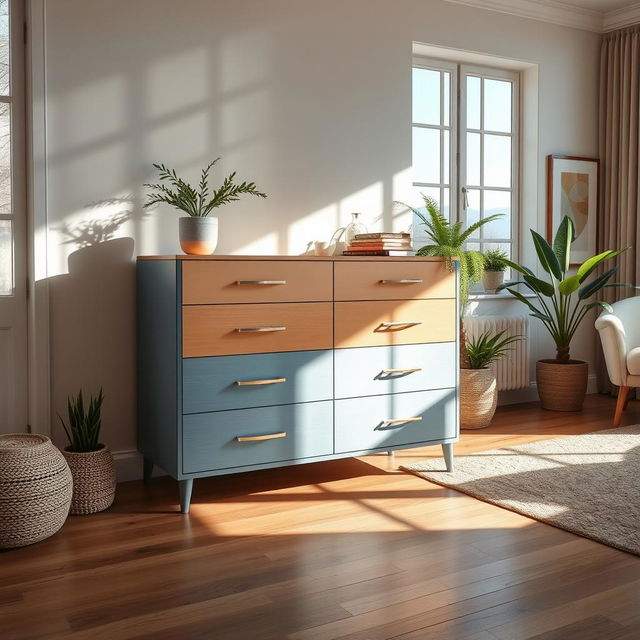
[
  {"left": 63, "top": 444, "right": 116, "bottom": 515},
  {"left": 460, "top": 368, "right": 498, "bottom": 430},
  {"left": 0, "top": 434, "right": 72, "bottom": 548},
  {"left": 536, "top": 359, "right": 588, "bottom": 411}
]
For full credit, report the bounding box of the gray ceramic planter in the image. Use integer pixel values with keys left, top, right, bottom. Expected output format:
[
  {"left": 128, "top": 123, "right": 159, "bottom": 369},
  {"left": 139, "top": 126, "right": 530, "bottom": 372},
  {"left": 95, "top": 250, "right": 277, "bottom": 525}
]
[{"left": 179, "top": 216, "right": 219, "bottom": 255}]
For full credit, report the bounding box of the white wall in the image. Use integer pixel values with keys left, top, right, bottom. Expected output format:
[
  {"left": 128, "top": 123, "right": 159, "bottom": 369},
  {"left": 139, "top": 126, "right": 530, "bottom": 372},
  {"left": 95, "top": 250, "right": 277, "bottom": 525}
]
[{"left": 37, "top": 0, "right": 601, "bottom": 461}]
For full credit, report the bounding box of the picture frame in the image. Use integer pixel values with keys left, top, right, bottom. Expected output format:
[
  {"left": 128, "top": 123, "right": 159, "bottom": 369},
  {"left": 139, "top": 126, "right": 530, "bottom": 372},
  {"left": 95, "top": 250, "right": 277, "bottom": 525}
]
[{"left": 546, "top": 155, "right": 599, "bottom": 266}]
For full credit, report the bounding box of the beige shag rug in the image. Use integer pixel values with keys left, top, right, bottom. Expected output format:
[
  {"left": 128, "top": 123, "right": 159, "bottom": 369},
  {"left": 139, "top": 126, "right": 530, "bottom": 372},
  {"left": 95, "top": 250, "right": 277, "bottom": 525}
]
[{"left": 402, "top": 425, "right": 640, "bottom": 555}]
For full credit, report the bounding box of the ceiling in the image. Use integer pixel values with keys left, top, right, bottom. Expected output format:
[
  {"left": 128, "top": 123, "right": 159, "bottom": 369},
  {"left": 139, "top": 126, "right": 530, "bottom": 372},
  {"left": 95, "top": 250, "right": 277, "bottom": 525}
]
[{"left": 444, "top": 0, "right": 640, "bottom": 31}]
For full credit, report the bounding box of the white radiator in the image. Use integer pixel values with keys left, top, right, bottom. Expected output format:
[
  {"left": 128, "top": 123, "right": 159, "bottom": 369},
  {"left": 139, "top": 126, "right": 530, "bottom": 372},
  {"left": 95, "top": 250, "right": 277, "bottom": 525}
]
[{"left": 463, "top": 315, "right": 530, "bottom": 391}]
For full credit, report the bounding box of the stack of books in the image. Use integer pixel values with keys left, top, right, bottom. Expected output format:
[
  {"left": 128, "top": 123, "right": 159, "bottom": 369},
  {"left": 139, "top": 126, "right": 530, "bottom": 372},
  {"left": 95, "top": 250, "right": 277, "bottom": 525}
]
[{"left": 343, "top": 232, "right": 413, "bottom": 256}]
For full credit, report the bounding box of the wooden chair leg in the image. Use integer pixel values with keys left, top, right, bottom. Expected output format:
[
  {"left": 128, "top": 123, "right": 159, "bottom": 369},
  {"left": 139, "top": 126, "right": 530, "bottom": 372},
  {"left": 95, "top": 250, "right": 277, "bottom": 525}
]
[
  {"left": 624, "top": 389, "right": 633, "bottom": 410},
  {"left": 613, "top": 386, "right": 630, "bottom": 427}
]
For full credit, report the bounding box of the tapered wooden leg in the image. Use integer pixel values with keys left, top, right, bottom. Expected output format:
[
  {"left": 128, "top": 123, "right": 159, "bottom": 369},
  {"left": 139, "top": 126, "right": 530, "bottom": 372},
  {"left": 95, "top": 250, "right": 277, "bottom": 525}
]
[
  {"left": 613, "top": 386, "right": 630, "bottom": 427},
  {"left": 179, "top": 479, "right": 193, "bottom": 514},
  {"left": 624, "top": 389, "right": 633, "bottom": 410},
  {"left": 143, "top": 457, "right": 153, "bottom": 484},
  {"left": 442, "top": 442, "right": 454, "bottom": 472}
]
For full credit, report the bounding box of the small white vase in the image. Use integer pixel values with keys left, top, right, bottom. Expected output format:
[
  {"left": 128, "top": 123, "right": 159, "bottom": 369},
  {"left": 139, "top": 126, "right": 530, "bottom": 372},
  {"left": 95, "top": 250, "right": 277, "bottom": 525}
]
[
  {"left": 179, "top": 217, "right": 219, "bottom": 255},
  {"left": 482, "top": 270, "right": 505, "bottom": 294}
]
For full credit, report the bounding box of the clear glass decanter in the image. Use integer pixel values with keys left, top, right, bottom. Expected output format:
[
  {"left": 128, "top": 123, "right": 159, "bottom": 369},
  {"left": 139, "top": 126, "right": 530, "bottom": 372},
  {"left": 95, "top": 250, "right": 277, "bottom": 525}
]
[{"left": 344, "top": 212, "right": 368, "bottom": 244}]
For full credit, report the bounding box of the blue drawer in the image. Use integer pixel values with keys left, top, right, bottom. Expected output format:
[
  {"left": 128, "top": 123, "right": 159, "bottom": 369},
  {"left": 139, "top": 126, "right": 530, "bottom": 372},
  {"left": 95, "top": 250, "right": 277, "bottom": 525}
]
[
  {"left": 182, "top": 350, "right": 333, "bottom": 414},
  {"left": 335, "top": 389, "right": 457, "bottom": 454},
  {"left": 334, "top": 343, "right": 456, "bottom": 399},
  {"left": 182, "top": 401, "right": 333, "bottom": 473}
]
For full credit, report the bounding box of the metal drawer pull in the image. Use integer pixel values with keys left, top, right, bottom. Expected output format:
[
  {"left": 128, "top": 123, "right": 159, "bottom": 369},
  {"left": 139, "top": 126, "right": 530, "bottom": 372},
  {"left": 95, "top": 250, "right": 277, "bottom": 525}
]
[
  {"left": 236, "top": 280, "right": 286, "bottom": 285},
  {"left": 236, "top": 432, "right": 287, "bottom": 442},
  {"left": 379, "top": 321, "right": 422, "bottom": 327},
  {"left": 235, "top": 326, "right": 287, "bottom": 333},
  {"left": 379, "top": 279, "right": 423, "bottom": 284},
  {"left": 382, "top": 417, "right": 422, "bottom": 426},
  {"left": 236, "top": 377, "right": 286, "bottom": 386},
  {"left": 381, "top": 368, "right": 422, "bottom": 375}
]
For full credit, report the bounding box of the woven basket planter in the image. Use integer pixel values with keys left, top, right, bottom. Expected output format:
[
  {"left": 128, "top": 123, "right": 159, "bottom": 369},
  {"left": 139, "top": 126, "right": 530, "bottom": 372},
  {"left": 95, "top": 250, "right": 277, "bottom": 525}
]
[
  {"left": 460, "top": 368, "right": 498, "bottom": 430},
  {"left": 0, "top": 434, "right": 72, "bottom": 548},
  {"left": 536, "top": 359, "right": 588, "bottom": 411},
  {"left": 63, "top": 445, "right": 116, "bottom": 515}
]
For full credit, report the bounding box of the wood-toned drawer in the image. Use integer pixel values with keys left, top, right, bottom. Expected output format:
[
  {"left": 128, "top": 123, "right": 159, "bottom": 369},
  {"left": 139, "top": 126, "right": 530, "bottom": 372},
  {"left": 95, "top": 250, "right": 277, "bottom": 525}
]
[
  {"left": 334, "top": 299, "right": 456, "bottom": 349},
  {"left": 182, "top": 260, "right": 333, "bottom": 304},
  {"left": 334, "top": 261, "right": 455, "bottom": 301},
  {"left": 334, "top": 343, "right": 456, "bottom": 399},
  {"left": 183, "top": 303, "right": 333, "bottom": 357},
  {"left": 182, "top": 401, "right": 334, "bottom": 473},
  {"left": 335, "top": 389, "right": 457, "bottom": 454},
  {"left": 182, "top": 350, "right": 333, "bottom": 413}
]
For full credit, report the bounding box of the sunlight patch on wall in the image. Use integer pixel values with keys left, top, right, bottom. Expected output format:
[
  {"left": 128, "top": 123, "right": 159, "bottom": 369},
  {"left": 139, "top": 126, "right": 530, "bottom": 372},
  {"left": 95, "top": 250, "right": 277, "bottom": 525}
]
[
  {"left": 287, "top": 203, "right": 338, "bottom": 255},
  {"left": 232, "top": 231, "right": 279, "bottom": 255},
  {"left": 338, "top": 181, "right": 383, "bottom": 233},
  {"left": 219, "top": 30, "right": 271, "bottom": 95}
]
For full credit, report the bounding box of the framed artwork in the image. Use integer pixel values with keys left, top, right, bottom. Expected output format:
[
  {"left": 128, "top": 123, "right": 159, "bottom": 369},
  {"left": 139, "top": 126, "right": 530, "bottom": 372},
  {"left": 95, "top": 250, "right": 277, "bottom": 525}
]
[{"left": 546, "top": 155, "right": 599, "bottom": 265}]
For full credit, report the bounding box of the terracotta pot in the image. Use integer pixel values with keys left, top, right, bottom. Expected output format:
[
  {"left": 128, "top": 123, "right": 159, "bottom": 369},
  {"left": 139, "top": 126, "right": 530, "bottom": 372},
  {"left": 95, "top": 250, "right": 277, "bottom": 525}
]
[
  {"left": 482, "top": 270, "right": 505, "bottom": 293},
  {"left": 460, "top": 368, "right": 497, "bottom": 429},
  {"left": 63, "top": 444, "right": 116, "bottom": 515},
  {"left": 536, "top": 359, "right": 588, "bottom": 411},
  {"left": 179, "top": 216, "right": 218, "bottom": 255}
]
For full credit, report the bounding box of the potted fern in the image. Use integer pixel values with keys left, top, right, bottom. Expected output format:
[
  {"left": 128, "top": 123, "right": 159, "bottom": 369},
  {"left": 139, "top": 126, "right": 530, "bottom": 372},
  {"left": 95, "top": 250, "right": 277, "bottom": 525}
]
[
  {"left": 60, "top": 389, "right": 116, "bottom": 515},
  {"left": 482, "top": 248, "right": 509, "bottom": 293},
  {"left": 144, "top": 158, "right": 267, "bottom": 255}
]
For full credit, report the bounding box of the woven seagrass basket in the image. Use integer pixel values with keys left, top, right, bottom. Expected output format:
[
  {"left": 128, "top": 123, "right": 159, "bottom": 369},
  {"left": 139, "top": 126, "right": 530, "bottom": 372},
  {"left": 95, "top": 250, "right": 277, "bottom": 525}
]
[
  {"left": 536, "top": 359, "right": 588, "bottom": 411},
  {"left": 0, "top": 434, "right": 72, "bottom": 548},
  {"left": 63, "top": 444, "right": 116, "bottom": 515},
  {"left": 460, "top": 368, "right": 498, "bottom": 430}
]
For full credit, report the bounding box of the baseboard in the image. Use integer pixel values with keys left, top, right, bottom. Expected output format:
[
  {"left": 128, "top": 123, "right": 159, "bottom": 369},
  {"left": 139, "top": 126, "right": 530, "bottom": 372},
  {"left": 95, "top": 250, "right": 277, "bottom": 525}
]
[{"left": 498, "top": 373, "right": 598, "bottom": 406}]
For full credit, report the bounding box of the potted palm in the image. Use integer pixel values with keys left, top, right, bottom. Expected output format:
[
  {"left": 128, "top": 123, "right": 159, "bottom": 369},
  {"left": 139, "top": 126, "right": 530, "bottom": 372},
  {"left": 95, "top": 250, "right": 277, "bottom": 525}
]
[
  {"left": 144, "top": 159, "right": 267, "bottom": 255},
  {"left": 461, "top": 330, "right": 524, "bottom": 429},
  {"left": 499, "top": 216, "right": 630, "bottom": 411},
  {"left": 482, "top": 248, "right": 508, "bottom": 293},
  {"left": 60, "top": 389, "right": 116, "bottom": 515}
]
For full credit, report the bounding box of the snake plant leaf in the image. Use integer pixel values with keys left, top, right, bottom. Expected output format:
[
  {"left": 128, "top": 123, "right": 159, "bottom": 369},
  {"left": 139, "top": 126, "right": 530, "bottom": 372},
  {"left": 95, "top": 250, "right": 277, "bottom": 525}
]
[
  {"left": 531, "top": 230, "right": 562, "bottom": 279},
  {"left": 523, "top": 273, "right": 555, "bottom": 297},
  {"left": 558, "top": 274, "right": 581, "bottom": 296},
  {"left": 576, "top": 249, "right": 625, "bottom": 283},
  {"left": 578, "top": 267, "right": 618, "bottom": 299},
  {"left": 553, "top": 216, "right": 574, "bottom": 273}
]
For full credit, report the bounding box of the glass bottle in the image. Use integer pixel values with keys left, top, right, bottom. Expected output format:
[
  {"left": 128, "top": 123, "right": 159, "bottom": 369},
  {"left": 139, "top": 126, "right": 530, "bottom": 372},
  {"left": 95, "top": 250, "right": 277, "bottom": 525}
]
[{"left": 344, "top": 212, "right": 367, "bottom": 244}]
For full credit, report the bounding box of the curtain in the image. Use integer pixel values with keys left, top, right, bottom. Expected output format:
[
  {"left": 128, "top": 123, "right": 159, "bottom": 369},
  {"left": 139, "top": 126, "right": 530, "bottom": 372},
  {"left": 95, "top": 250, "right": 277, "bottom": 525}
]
[{"left": 597, "top": 26, "right": 640, "bottom": 393}]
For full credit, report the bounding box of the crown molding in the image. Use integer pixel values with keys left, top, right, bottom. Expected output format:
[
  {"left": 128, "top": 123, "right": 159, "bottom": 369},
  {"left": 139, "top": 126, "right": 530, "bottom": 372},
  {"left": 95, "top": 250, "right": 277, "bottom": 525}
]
[{"left": 603, "top": 3, "right": 640, "bottom": 30}]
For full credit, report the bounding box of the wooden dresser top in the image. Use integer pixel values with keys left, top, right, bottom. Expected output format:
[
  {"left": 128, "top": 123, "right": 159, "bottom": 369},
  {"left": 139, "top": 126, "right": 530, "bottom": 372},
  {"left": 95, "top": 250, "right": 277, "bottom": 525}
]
[{"left": 137, "top": 255, "right": 451, "bottom": 262}]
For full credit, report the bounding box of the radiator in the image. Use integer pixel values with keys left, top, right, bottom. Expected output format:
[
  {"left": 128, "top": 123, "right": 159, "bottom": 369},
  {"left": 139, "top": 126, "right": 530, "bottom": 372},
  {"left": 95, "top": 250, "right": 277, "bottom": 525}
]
[{"left": 463, "top": 315, "right": 530, "bottom": 391}]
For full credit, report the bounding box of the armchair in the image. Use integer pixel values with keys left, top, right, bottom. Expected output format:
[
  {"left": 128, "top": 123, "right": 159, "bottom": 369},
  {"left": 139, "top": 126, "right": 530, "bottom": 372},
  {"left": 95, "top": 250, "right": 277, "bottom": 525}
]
[{"left": 595, "top": 296, "right": 640, "bottom": 426}]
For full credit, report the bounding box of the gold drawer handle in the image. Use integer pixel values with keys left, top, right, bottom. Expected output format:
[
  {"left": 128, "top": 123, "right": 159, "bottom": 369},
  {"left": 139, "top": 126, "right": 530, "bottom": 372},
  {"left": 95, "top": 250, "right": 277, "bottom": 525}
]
[
  {"left": 379, "top": 279, "right": 423, "bottom": 284},
  {"left": 235, "top": 326, "right": 287, "bottom": 333},
  {"left": 382, "top": 417, "right": 422, "bottom": 426},
  {"left": 236, "top": 432, "right": 287, "bottom": 442},
  {"left": 381, "top": 368, "right": 422, "bottom": 375},
  {"left": 236, "top": 377, "right": 287, "bottom": 386},
  {"left": 379, "top": 321, "right": 422, "bottom": 327},
  {"left": 236, "top": 280, "right": 287, "bottom": 285}
]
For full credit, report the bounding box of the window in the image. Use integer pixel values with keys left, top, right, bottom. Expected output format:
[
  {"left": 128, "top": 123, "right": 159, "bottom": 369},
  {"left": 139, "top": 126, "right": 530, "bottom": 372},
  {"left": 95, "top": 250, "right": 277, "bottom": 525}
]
[
  {"left": 412, "top": 58, "right": 519, "bottom": 262},
  {"left": 0, "top": 0, "right": 12, "bottom": 295}
]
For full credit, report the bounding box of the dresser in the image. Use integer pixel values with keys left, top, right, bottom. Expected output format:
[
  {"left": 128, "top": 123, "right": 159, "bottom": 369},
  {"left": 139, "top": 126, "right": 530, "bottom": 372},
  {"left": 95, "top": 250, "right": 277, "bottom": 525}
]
[{"left": 137, "top": 255, "right": 459, "bottom": 513}]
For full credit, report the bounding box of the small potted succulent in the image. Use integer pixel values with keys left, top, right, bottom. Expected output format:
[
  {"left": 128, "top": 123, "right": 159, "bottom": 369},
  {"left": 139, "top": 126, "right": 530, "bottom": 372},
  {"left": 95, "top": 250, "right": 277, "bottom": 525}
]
[
  {"left": 460, "top": 329, "right": 524, "bottom": 429},
  {"left": 144, "top": 159, "right": 267, "bottom": 255},
  {"left": 60, "top": 389, "right": 116, "bottom": 515},
  {"left": 482, "top": 249, "right": 508, "bottom": 293}
]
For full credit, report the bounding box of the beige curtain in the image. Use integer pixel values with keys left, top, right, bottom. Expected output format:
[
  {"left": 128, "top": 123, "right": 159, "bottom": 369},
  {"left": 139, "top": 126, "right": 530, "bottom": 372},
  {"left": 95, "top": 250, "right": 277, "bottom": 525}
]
[{"left": 597, "top": 26, "right": 640, "bottom": 393}]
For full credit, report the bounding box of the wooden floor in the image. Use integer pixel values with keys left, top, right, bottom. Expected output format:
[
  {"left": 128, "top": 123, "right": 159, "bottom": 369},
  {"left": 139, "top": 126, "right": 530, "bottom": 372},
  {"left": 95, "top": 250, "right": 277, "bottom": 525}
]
[{"left": 3, "top": 395, "right": 640, "bottom": 640}]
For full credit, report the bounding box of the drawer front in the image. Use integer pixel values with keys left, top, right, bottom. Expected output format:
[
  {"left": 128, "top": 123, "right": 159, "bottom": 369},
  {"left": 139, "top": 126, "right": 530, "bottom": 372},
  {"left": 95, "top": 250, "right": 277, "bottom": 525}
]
[
  {"left": 183, "top": 302, "right": 333, "bottom": 357},
  {"left": 182, "top": 401, "right": 333, "bottom": 473},
  {"left": 334, "top": 343, "right": 456, "bottom": 399},
  {"left": 334, "top": 299, "right": 456, "bottom": 349},
  {"left": 335, "top": 389, "right": 457, "bottom": 454},
  {"left": 334, "top": 261, "right": 455, "bottom": 301},
  {"left": 182, "top": 260, "right": 333, "bottom": 304},
  {"left": 183, "top": 350, "right": 333, "bottom": 413}
]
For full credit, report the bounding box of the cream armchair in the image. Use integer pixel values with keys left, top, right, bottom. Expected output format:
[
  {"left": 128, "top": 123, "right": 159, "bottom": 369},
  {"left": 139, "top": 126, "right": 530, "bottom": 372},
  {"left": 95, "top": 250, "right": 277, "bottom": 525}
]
[{"left": 595, "top": 296, "right": 640, "bottom": 426}]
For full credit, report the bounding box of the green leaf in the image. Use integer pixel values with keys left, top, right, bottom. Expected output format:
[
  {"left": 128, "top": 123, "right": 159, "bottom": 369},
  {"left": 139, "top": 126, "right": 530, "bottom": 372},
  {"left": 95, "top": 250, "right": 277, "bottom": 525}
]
[
  {"left": 553, "top": 216, "right": 574, "bottom": 272},
  {"left": 523, "top": 274, "right": 555, "bottom": 297},
  {"left": 529, "top": 311, "right": 552, "bottom": 323},
  {"left": 583, "top": 301, "right": 613, "bottom": 314},
  {"left": 505, "top": 288, "right": 543, "bottom": 315},
  {"left": 576, "top": 249, "right": 623, "bottom": 283},
  {"left": 503, "top": 259, "right": 535, "bottom": 279},
  {"left": 531, "top": 230, "right": 562, "bottom": 279},
  {"left": 558, "top": 274, "right": 581, "bottom": 296},
  {"left": 578, "top": 267, "right": 618, "bottom": 299}
]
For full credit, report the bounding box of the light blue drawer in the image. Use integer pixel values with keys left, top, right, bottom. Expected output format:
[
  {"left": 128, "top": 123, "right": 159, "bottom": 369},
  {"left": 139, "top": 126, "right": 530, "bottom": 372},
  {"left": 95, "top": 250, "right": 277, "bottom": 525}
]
[
  {"left": 182, "top": 401, "right": 333, "bottom": 473},
  {"left": 335, "top": 389, "right": 457, "bottom": 454},
  {"left": 334, "top": 343, "right": 456, "bottom": 399},
  {"left": 182, "top": 350, "right": 333, "bottom": 414}
]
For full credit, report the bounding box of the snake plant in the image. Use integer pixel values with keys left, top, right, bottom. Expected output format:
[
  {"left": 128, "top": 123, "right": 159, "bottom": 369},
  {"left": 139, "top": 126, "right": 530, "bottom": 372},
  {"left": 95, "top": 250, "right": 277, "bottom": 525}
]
[{"left": 59, "top": 389, "right": 104, "bottom": 453}]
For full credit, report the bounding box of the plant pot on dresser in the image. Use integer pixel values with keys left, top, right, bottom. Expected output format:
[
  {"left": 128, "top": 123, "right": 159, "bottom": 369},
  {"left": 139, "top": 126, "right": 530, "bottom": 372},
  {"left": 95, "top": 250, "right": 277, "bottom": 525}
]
[{"left": 137, "top": 255, "right": 460, "bottom": 513}]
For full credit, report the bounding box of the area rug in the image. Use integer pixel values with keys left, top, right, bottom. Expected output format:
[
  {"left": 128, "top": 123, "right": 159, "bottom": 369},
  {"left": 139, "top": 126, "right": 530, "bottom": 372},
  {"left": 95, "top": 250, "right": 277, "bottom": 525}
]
[{"left": 402, "top": 425, "right": 640, "bottom": 556}]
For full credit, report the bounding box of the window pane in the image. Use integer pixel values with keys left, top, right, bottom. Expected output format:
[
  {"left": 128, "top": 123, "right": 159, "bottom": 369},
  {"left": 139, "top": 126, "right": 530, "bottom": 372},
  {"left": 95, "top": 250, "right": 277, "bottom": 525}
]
[
  {"left": 466, "top": 76, "right": 481, "bottom": 129},
  {"left": 443, "top": 130, "right": 449, "bottom": 184},
  {"left": 412, "top": 68, "right": 440, "bottom": 126},
  {"left": 466, "top": 189, "right": 481, "bottom": 235},
  {"left": 443, "top": 72, "right": 450, "bottom": 127},
  {"left": 412, "top": 127, "right": 440, "bottom": 184},
  {"left": 0, "top": 103, "right": 10, "bottom": 213},
  {"left": 0, "top": 219, "right": 11, "bottom": 295},
  {"left": 442, "top": 187, "right": 450, "bottom": 221},
  {"left": 467, "top": 241, "right": 480, "bottom": 253},
  {"left": 411, "top": 186, "right": 441, "bottom": 240},
  {"left": 0, "top": 0, "right": 8, "bottom": 96},
  {"left": 484, "top": 79, "right": 511, "bottom": 133},
  {"left": 483, "top": 190, "right": 511, "bottom": 239},
  {"left": 483, "top": 134, "right": 511, "bottom": 188},
  {"left": 466, "top": 132, "right": 480, "bottom": 185}
]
